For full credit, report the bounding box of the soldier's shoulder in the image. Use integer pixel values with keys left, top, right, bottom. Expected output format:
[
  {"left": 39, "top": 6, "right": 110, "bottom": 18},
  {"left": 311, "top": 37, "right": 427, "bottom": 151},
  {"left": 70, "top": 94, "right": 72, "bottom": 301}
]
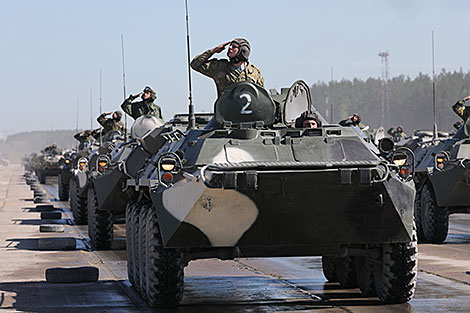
[{"left": 248, "top": 63, "right": 262, "bottom": 74}]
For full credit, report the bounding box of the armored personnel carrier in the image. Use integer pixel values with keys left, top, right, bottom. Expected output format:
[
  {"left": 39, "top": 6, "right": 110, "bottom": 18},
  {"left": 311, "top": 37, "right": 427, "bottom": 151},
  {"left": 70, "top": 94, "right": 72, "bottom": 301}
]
[
  {"left": 57, "top": 150, "right": 75, "bottom": 201},
  {"left": 69, "top": 130, "right": 123, "bottom": 225},
  {"left": 34, "top": 144, "right": 63, "bottom": 184},
  {"left": 125, "top": 81, "right": 417, "bottom": 306},
  {"left": 69, "top": 135, "right": 98, "bottom": 224},
  {"left": 403, "top": 126, "right": 469, "bottom": 243},
  {"left": 88, "top": 114, "right": 212, "bottom": 250}
]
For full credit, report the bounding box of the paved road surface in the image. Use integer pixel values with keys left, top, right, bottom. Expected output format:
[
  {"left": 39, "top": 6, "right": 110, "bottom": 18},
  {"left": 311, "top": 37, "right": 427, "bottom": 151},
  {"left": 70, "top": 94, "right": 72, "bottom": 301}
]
[{"left": 1, "top": 164, "right": 469, "bottom": 312}]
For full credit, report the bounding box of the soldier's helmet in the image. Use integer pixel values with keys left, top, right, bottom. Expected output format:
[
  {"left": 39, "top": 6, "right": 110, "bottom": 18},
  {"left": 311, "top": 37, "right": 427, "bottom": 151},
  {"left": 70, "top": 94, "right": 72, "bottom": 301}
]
[
  {"left": 230, "top": 38, "right": 251, "bottom": 63},
  {"left": 143, "top": 86, "right": 157, "bottom": 101},
  {"left": 113, "top": 110, "right": 123, "bottom": 121},
  {"left": 295, "top": 111, "right": 322, "bottom": 128}
]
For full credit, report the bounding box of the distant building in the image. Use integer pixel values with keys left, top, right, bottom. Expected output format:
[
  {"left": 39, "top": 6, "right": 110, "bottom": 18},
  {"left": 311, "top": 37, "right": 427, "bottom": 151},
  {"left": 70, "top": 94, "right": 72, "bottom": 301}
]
[{"left": 0, "top": 133, "right": 3, "bottom": 141}]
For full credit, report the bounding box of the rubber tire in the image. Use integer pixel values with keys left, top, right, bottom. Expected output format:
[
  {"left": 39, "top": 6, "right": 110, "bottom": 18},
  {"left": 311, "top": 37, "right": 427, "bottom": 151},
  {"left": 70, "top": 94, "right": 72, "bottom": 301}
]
[
  {"left": 130, "top": 201, "right": 142, "bottom": 292},
  {"left": 126, "top": 201, "right": 137, "bottom": 287},
  {"left": 420, "top": 182, "right": 449, "bottom": 243},
  {"left": 145, "top": 204, "right": 184, "bottom": 307},
  {"left": 58, "top": 171, "right": 70, "bottom": 201},
  {"left": 69, "top": 178, "right": 88, "bottom": 225},
  {"left": 87, "top": 186, "right": 114, "bottom": 250},
  {"left": 373, "top": 221, "right": 418, "bottom": 303},
  {"left": 38, "top": 173, "right": 46, "bottom": 184},
  {"left": 355, "top": 256, "right": 376, "bottom": 297},
  {"left": 138, "top": 202, "right": 150, "bottom": 299},
  {"left": 321, "top": 256, "right": 338, "bottom": 282},
  {"left": 336, "top": 256, "right": 358, "bottom": 288}
]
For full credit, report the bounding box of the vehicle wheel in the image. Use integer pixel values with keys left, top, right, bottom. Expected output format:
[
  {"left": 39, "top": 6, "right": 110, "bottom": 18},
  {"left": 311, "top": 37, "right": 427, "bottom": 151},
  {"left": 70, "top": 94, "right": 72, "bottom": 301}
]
[
  {"left": 355, "top": 256, "right": 376, "bottom": 297},
  {"left": 373, "top": 221, "right": 418, "bottom": 303},
  {"left": 87, "top": 186, "right": 114, "bottom": 250},
  {"left": 321, "top": 256, "right": 338, "bottom": 282},
  {"left": 336, "top": 256, "right": 357, "bottom": 288},
  {"left": 130, "top": 201, "right": 142, "bottom": 292},
  {"left": 414, "top": 187, "right": 425, "bottom": 242},
  {"left": 138, "top": 202, "right": 150, "bottom": 299},
  {"left": 420, "top": 182, "right": 448, "bottom": 243},
  {"left": 69, "top": 178, "right": 88, "bottom": 225},
  {"left": 126, "top": 201, "right": 137, "bottom": 287},
  {"left": 38, "top": 173, "right": 46, "bottom": 184},
  {"left": 145, "top": 204, "right": 184, "bottom": 307},
  {"left": 58, "top": 172, "right": 69, "bottom": 201}
]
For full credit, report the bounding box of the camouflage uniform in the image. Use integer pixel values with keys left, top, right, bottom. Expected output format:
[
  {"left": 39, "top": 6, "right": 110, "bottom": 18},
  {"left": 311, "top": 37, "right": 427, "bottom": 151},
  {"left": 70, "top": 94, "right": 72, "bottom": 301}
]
[
  {"left": 452, "top": 99, "right": 470, "bottom": 121},
  {"left": 74, "top": 131, "right": 93, "bottom": 143},
  {"left": 190, "top": 50, "right": 264, "bottom": 96},
  {"left": 97, "top": 113, "right": 125, "bottom": 134},
  {"left": 121, "top": 96, "right": 163, "bottom": 120}
]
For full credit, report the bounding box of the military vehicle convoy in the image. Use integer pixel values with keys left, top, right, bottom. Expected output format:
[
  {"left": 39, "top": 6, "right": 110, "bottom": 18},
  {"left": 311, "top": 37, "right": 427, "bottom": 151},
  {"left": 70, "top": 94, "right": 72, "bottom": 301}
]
[
  {"left": 122, "top": 81, "right": 418, "bottom": 307},
  {"left": 88, "top": 113, "right": 212, "bottom": 250},
  {"left": 402, "top": 126, "right": 470, "bottom": 243}
]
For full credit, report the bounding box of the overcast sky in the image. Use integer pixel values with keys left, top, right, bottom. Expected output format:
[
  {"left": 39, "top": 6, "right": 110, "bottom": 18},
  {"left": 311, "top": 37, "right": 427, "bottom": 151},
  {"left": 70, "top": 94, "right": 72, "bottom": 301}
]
[{"left": 1, "top": 0, "right": 470, "bottom": 136}]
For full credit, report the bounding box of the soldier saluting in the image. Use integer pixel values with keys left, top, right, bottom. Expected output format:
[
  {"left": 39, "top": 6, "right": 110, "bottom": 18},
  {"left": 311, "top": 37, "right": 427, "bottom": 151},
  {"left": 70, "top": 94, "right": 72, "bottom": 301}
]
[
  {"left": 190, "top": 38, "right": 264, "bottom": 96},
  {"left": 452, "top": 95, "right": 470, "bottom": 121},
  {"left": 121, "top": 86, "right": 163, "bottom": 120},
  {"left": 97, "top": 110, "right": 125, "bottom": 135}
]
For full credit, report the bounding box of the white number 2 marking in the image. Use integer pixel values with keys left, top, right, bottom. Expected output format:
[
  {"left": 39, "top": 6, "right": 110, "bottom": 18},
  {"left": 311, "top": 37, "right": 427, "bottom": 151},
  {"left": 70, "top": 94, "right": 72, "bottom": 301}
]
[{"left": 239, "top": 94, "right": 252, "bottom": 115}]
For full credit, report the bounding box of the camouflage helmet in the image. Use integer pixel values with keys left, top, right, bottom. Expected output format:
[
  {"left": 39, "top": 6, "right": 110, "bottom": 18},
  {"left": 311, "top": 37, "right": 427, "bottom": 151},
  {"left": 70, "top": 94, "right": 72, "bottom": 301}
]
[
  {"left": 143, "top": 86, "right": 157, "bottom": 101},
  {"left": 230, "top": 38, "right": 251, "bottom": 63},
  {"left": 113, "top": 110, "right": 123, "bottom": 121},
  {"left": 295, "top": 111, "right": 322, "bottom": 128}
]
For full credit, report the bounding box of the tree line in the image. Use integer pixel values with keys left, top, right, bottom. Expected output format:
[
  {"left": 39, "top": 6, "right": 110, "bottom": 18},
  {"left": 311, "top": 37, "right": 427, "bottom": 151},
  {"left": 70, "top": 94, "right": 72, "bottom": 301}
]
[{"left": 311, "top": 69, "right": 470, "bottom": 133}]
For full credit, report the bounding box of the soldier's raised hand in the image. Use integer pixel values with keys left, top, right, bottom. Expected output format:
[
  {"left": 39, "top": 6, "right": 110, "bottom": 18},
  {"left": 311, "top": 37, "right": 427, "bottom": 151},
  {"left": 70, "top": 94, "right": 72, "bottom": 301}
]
[
  {"left": 211, "top": 42, "right": 230, "bottom": 54},
  {"left": 464, "top": 95, "right": 470, "bottom": 102}
]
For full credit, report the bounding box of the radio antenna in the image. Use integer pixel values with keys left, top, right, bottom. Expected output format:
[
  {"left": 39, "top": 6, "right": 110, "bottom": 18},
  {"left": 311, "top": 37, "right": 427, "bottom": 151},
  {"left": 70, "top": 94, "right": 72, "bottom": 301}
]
[
  {"left": 432, "top": 31, "right": 438, "bottom": 141},
  {"left": 76, "top": 98, "right": 79, "bottom": 151},
  {"left": 121, "top": 34, "right": 128, "bottom": 140},
  {"left": 185, "top": 0, "right": 196, "bottom": 129},
  {"left": 99, "top": 69, "right": 102, "bottom": 115},
  {"left": 90, "top": 88, "right": 93, "bottom": 130}
]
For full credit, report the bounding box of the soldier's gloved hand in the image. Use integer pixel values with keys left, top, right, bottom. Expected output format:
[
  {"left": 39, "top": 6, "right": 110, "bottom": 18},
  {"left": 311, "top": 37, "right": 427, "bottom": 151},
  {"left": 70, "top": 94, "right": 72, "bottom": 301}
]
[
  {"left": 129, "top": 93, "right": 141, "bottom": 100},
  {"left": 211, "top": 42, "right": 230, "bottom": 54},
  {"left": 464, "top": 96, "right": 470, "bottom": 102}
]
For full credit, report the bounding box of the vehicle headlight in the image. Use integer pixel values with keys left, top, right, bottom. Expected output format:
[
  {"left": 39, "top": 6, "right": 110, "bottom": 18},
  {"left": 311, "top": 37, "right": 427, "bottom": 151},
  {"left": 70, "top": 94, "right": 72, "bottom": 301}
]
[
  {"left": 393, "top": 158, "right": 407, "bottom": 167},
  {"left": 435, "top": 152, "right": 449, "bottom": 171},
  {"left": 65, "top": 159, "right": 71, "bottom": 164},
  {"left": 160, "top": 159, "right": 176, "bottom": 172},
  {"left": 156, "top": 152, "right": 184, "bottom": 187},
  {"left": 391, "top": 148, "right": 415, "bottom": 181},
  {"left": 78, "top": 158, "right": 88, "bottom": 171}
]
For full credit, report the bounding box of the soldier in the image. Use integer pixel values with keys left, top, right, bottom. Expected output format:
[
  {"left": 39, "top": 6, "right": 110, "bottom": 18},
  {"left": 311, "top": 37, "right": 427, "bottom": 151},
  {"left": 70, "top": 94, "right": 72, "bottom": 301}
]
[
  {"left": 97, "top": 110, "right": 125, "bottom": 135},
  {"left": 121, "top": 86, "right": 163, "bottom": 120},
  {"left": 452, "top": 95, "right": 470, "bottom": 121},
  {"left": 190, "top": 38, "right": 264, "bottom": 96},
  {"left": 74, "top": 130, "right": 94, "bottom": 150},
  {"left": 387, "top": 126, "right": 406, "bottom": 143},
  {"left": 295, "top": 111, "right": 322, "bottom": 128},
  {"left": 339, "top": 114, "right": 362, "bottom": 127}
]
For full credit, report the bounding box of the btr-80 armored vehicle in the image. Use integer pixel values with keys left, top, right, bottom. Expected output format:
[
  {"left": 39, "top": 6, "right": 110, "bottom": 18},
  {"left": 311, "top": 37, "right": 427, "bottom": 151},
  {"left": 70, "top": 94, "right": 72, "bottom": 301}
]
[
  {"left": 87, "top": 113, "right": 212, "bottom": 250},
  {"left": 403, "top": 125, "right": 470, "bottom": 243},
  {"left": 34, "top": 144, "right": 63, "bottom": 184},
  {"left": 125, "top": 81, "right": 417, "bottom": 306},
  {"left": 70, "top": 131, "right": 123, "bottom": 224},
  {"left": 57, "top": 150, "right": 75, "bottom": 201}
]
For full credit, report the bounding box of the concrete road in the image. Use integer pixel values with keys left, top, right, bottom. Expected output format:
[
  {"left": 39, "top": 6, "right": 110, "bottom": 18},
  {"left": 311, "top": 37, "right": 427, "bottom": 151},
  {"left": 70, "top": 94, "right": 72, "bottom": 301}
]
[{"left": 1, "top": 164, "right": 469, "bottom": 312}]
